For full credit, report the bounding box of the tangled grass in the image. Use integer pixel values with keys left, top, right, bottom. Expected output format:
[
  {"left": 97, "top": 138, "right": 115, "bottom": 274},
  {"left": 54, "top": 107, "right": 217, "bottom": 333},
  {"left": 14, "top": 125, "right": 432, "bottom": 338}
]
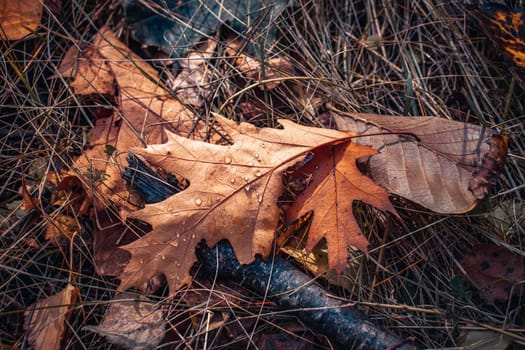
[{"left": 1, "top": 0, "right": 523, "bottom": 348}]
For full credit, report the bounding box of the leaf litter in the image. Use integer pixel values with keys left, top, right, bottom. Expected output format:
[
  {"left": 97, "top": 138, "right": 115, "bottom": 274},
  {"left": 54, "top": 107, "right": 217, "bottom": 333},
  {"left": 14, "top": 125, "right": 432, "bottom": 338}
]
[
  {"left": 55, "top": 21, "right": 510, "bottom": 346},
  {"left": 9, "top": 2, "right": 520, "bottom": 348}
]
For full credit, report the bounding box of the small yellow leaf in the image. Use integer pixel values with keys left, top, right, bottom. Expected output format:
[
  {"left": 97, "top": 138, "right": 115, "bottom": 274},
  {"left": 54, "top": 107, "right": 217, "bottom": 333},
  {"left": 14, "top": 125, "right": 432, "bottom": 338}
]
[{"left": 45, "top": 215, "right": 79, "bottom": 240}]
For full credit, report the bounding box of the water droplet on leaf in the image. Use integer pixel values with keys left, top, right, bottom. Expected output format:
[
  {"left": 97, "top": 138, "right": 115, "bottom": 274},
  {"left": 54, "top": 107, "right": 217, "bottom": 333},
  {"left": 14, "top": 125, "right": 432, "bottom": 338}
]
[
  {"left": 224, "top": 156, "right": 232, "bottom": 164},
  {"left": 195, "top": 198, "right": 202, "bottom": 206}
]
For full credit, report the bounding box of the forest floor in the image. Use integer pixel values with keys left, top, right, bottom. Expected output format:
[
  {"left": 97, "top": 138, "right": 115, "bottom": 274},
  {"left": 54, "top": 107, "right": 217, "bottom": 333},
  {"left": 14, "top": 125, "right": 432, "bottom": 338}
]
[{"left": 1, "top": 1, "right": 524, "bottom": 349}]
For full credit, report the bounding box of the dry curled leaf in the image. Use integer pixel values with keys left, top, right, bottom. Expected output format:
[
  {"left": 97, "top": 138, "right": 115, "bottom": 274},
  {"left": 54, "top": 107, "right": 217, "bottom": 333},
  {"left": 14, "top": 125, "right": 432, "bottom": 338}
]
[
  {"left": 58, "top": 27, "right": 216, "bottom": 215},
  {"left": 45, "top": 214, "right": 79, "bottom": 240},
  {"left": 469, "top": 135, "right": 508, "bottom": 199},
  {"left": 118, "top": 115, "right": 391, "bottom": 292},
  {"left": 84, "top": 292, "right": 166, "bottom": 350},
  {"left": 24, "top": 284, "right": 78, "bottom": 350},
  {"left": 58, "top": 45, "right": 115, "bottom": 95},
  {"left": 225, "top": 38, "right": 296, "bottom": 90},
  {"left": 332, "top": 106, "right": 503, "bottom": 213},
  {"left": 19, "top": 176, "right": 39, "bottom": 210}
]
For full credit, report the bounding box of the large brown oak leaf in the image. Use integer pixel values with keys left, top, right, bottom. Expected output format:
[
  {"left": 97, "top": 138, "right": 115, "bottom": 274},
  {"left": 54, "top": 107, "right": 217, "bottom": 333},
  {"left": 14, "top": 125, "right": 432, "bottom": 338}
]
[{"left": 118, "top": 116, "right": 392, "bottom": 293}]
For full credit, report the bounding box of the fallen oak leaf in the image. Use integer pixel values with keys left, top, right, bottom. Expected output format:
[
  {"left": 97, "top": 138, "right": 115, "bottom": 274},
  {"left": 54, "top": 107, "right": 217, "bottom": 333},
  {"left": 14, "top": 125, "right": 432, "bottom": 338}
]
[
  {"left": 123, "top": 155, "right": 416, "bottom": 350},
  {"left": 118, "top": 115, "right": 390, "bottom": 293}
]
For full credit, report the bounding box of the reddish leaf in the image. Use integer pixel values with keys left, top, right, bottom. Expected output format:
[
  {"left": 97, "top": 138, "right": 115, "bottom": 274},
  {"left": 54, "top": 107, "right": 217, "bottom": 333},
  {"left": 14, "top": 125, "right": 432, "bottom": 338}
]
[
  {"left": 286, "top": 140, "right": 397, "bottom": 274},
  {"left": 461, "top": 243, "right": 525, "bottom": 303}
]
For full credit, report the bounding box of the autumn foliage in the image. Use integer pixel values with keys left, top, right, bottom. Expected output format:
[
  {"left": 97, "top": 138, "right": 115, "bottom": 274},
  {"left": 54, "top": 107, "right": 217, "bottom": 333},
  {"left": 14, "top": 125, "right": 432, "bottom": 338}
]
[{"left": 52, "top": 27, "right": 508, "bottom": 296}]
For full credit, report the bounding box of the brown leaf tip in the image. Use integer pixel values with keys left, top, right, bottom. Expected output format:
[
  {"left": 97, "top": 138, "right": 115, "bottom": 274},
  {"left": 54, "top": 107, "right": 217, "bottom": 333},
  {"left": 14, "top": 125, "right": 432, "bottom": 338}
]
[{"left": 468, "top": 135, "right": 508, "bottom": 199}]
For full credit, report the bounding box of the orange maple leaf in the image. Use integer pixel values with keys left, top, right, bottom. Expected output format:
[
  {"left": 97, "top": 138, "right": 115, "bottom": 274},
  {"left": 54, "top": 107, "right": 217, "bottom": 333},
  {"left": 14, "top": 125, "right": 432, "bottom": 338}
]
[
  {"left": 285, "top": 140, "right": 397, "bottom": 274},
  {"left": 117, "top": 115, "right": 393, "bottom": 293}
]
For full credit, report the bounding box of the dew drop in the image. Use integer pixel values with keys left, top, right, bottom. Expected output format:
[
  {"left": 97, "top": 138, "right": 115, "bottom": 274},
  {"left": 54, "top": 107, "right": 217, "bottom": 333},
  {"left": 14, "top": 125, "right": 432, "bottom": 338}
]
[
  {"left": 255, "top": 153, "right": 260, "bottom": 159},
  {"left": 244, "top": 185, "right": 251, "bottom": 191},
  {"left": 254, "top": 170, "right": 262, "bottom": 177},
  {"left": 224, "top": 156, "right": 232, "bottom": 164},
  {"left": 172, "top": 241, "right": 179, "bottom": 248},
  {"left": 244, "top": 175, "right": 249, "bottom": 182},
  {"left": 191, "top": 232, "right": 196, "bottom": 239},
  {"left": 176, "top": 233, "right": 180, "bottom": 238},
  {"left": 315, "top": 165, "right": 320, "bottom": 170},
  {"left": 140, "top": 259, "right": 144, "bottom": 264},
  {"left": 161, "top": 254, "right": 166, "bottom": 260},
  {"left": 261, "top": 143, "right": 266, "bottom": 148},
  {"left": 183, "top": 238, "right": 187, "bottom": 242},
  {"left": 216, "top": 196, "right": 221, "bottom": 202},
  {"left": 195, "top": 198, "right": 202, "bottom": 206},
  {"left": 177, "top": 276, "right": 180, "bottom": 280},
  {"left": 230, "top": 178, "right": 235, "bottom": 184},
  {"left": 258, "top": 196, "right": 263, "bottom": 203}
]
